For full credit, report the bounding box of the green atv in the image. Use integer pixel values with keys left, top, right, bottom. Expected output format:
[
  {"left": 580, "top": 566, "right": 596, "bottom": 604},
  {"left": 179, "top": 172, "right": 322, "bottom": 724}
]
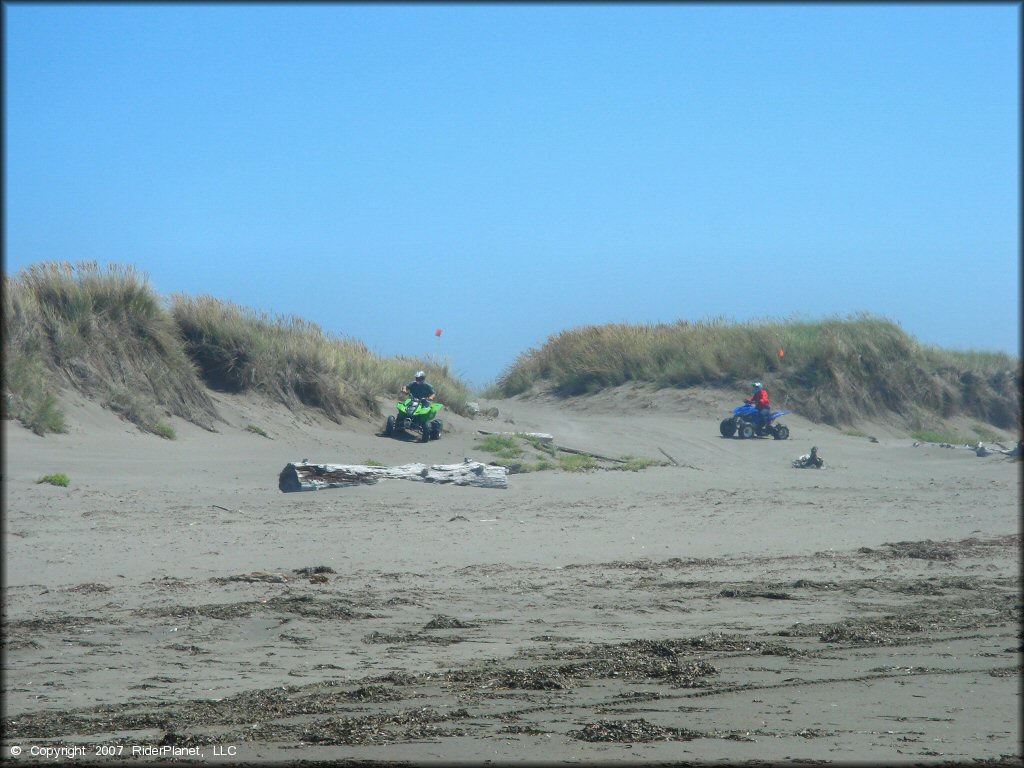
[{"left": 385, "top": 397, "right": 443, "bottom": 442}]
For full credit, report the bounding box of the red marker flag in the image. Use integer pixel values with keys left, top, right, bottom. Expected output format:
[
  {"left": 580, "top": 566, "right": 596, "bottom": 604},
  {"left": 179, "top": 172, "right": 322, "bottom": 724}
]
[
  {"left": 435, "top": 328, "right": 443, "bottom": 337},
  {"left": 778, "top": 348, "right": 785, "bottom": 359}
]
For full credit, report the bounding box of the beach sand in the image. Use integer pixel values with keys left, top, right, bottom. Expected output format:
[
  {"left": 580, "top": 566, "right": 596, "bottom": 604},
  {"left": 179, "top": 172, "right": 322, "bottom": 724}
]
[{"left": 3, "top": 385, "right": 1020, "bottom": 764}]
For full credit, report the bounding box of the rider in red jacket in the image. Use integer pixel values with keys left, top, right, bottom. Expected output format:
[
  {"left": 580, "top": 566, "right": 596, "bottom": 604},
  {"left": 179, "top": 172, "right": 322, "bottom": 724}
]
[{"left": 745, "top": 382, "right": 770, "bottom": 431}]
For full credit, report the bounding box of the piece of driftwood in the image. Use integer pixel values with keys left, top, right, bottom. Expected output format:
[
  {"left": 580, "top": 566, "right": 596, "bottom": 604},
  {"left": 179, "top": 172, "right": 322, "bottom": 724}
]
[
  {"left": 658, "top": 447, "right": 679, "bottom": 466},
  {"left": 792, "top": 446, "right": 825, "bottom": 469},
  {"left": 554, "top": 445, "right": 629, "bottom": 464},
  {"left": 279, "top": 460, "right": 508, "bottom": 492},
  {"left": 476, "top": 429, "right": 554, "bottom": 444}
]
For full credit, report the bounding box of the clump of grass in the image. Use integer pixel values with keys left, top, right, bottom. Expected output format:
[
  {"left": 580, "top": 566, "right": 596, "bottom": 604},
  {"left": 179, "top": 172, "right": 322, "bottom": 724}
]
[
  {"left": 477, "top": 435, "right": 660, "bottom": 474},
  {"left": 245, "top": 424, "right": 271, "bottom": 438},
  {"left": 520, "top": 459, "right": 556, "bottom": 473},
  {"left": 559, "top": 454, "right": 596, "bottom": 472},
  {"left": 15, "top": 390, "right": 67, "bottom": 435},
  {"left": 613, "top": 456, "right": 664, "bottom": 471},
  {"left": 476, "top": 435, "right": 522, "bottom": 459},
  {"left": 37, "top": 473, "right": 69, "bottom": 487},
  {"left": 2, "top": 331, "right": 68, "bottom": 435},
  {"left": 104, "top": 383, "right": 174, "bottom": 438},
  {"left": 971, "top": 424, "right": 1003, "bottom": 443},
  {"left": 911, "top": 429, "right": 963, "bottom": 445},
  {"left": 491, "top": 313, "right": 1020, "bottom": 429},
  {"left": 842, "top": 429, "right": 868, "bottom": 438},
  {"left": 363, "top": 459, "right": 386, "bottom": 467},
  {"left": 153, "top": 422, "right": 176, "bottom": 440}
]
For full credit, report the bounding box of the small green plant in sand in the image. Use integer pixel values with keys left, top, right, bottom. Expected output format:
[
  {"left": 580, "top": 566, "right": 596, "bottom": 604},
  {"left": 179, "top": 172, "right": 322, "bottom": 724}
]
[
  {"left": 842, "top": 429, "right": 868, "bottom": 438},
  {"left": 476, "top": 435, "right": 522, "bottom": 459},
  {"left": 613, "top": 456, "right": 664, "bottom": 472},
  {"left": 245, "top": 424, "right": 271, "bottom": 438},
  {"left": 37, "top": 473, "right": 70, "bottom": 487},
  {"left": 363, "top": 459, "right": 386, "bottom": 467},
  {"left": 153, "top": 422, "right": 176, "bottom": 440},
  {"left": 559, "top": 454, "right": 596, "bottom": 472},
  {"left": 911, "top": 429, "right": 963, "bottom": 445}
]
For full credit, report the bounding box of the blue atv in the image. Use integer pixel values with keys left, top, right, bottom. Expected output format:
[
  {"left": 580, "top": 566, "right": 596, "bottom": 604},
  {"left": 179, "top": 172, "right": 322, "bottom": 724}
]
[{"left": 720, "top": 403, "right": 790, "bottom": 440}]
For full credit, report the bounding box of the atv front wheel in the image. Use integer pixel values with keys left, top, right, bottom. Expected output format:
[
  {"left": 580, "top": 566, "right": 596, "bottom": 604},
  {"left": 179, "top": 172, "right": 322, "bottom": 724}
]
[
  {"left": 385, "top": 415, "right": 396, "bottom": 437},
  {"left": 773, "top": 425, "right": 790, "bottom": 440},
  {"left": 739, "top": 421, "right": 755, "bottom": 440},
  {"left": 720, "top": 418, "right": 737, "bottom": 438},
  {"left": 430, "top": 420, "right": 442, "bottom": 440},
  {"left": 420, "top": 424, "right": 431, "bottom": 443}
]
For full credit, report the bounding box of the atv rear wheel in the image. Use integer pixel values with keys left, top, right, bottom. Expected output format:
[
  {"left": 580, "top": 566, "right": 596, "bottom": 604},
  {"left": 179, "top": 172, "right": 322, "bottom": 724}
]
[
  {"left": 720, "top": 418, "right": 737, "bottom": 438},
  {"left": 385, "top": 415, "right": 396, "bottom": 437},
  {"left": 773, "top": 425, "right": 790, "bottom": 440},
  {"left": 739, "top": 421, "right": 755, "bottom": 440}
]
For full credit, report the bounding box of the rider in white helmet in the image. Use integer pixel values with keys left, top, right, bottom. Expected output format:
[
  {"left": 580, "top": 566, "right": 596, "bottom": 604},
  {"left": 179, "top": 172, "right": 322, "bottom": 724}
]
[{"left": 402, "top": 371, "right": 436, "bottom": 401}]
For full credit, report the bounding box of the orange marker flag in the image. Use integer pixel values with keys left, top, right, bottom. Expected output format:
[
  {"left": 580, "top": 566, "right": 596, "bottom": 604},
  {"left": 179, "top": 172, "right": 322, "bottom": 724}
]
[{"left": 778, "top": 348, "right": 785, "bottom": 359}]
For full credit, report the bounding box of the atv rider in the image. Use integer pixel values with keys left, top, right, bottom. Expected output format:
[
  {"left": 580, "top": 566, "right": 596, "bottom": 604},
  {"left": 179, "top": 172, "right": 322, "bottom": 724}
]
[
  {"left": 402, "top": 371, "right": 436, "bottom": 403},
  {"left": 745, "top": 381, "right": 771, "bottom": 433}
]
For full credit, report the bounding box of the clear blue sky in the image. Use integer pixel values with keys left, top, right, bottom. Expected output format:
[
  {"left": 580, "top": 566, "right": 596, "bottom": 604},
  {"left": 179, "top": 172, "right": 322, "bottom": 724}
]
[{"left": 4, "top": 3, "right": 1019, "bottom": 388}]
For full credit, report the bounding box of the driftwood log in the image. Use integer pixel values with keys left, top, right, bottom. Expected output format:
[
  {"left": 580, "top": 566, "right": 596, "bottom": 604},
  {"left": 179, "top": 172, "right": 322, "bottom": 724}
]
[{"left": 279, "top": 460, "right": 508, "bottom": 492}]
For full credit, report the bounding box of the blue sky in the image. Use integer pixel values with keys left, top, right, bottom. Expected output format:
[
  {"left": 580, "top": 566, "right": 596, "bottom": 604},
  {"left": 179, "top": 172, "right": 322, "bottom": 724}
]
[{"left": 4, "top": 3, "right": 1019, "bottom": 387}]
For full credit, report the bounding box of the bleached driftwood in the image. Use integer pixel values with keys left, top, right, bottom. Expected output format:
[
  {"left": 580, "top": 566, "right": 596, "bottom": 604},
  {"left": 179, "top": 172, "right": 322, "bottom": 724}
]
[
  {"left": 279, "top": 460, "right": 508, "bottom": 492},
  {"left": 476, "top": 430, "right": 554, "bottom": 445}
]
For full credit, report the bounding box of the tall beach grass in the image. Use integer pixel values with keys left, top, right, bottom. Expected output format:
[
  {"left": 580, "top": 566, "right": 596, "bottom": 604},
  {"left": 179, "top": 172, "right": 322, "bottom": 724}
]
[
  {"left": 3, "top": 261, "right": 471, "bottom": 434},
  {"left": 171, "top": 295, "right": 470, "bottom": 420},
  {"left": 3, "top": 262, "right": 217, "bottom": 434},
  {"left": 491, "top": 314, "right": 1020, "bottom": 428}
]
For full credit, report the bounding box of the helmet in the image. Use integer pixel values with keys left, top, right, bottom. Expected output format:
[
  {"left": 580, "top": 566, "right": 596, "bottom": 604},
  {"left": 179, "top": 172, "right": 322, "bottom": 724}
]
[
  {"left": 752, "top": 381, "right": 762, "bottom": 392},
  {"left": 415, "top": 371, "right": 426, "bottom": 380}
]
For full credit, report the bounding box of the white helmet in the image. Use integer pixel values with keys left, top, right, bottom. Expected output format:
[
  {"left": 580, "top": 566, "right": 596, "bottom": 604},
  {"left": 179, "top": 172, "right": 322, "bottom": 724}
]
[
  {"left": 752, "top": 381, "right": 762, "bottom": 391},
  {"left": 415, "top": 371, "right": 426, "bottom": 380}
]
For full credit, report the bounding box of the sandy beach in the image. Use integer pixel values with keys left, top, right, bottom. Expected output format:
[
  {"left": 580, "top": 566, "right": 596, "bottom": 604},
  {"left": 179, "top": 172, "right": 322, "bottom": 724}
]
[{"left": 2, "top": 385, "right": 1020, "bottom": 764}]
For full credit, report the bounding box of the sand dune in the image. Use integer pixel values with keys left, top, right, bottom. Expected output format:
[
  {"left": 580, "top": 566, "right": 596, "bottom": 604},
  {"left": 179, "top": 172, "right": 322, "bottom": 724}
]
[{"left": 2, "top": 386, "right": 1020, "bottom": 764}]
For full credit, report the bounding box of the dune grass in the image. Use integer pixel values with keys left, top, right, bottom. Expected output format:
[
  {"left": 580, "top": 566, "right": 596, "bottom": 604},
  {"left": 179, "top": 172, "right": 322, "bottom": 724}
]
[
  {"left": 3, "top": 261, "right": 472, "bottom": 434},
  {"left": 971, "top": 425, "right": 1004, "bottom": 443},
  {"left": 4, "top": 263, "right": 1016, "bottom": 434},
  {"left": 171, "top": 295, "right": 471, "bottom": 420},
  {"left": 490, "top": 314, "right": 1020, "bottom": 429},
  {"left": 170, "top": 294, "right": 380, "bottom": 420},
  {"left": 4, "top": 262, "right": 217, "bottom": 435}
]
